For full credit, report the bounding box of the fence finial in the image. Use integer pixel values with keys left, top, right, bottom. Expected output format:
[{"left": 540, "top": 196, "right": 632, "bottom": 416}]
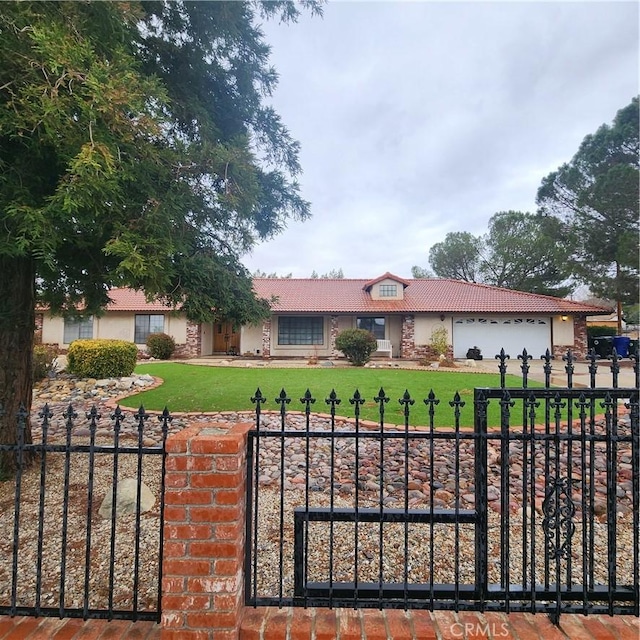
[
  {"left": 518, "top": 349, "right": 532, "bottom": 388},
  {"left": 495, "top": 349, "right": 509, "bottom": 387}
]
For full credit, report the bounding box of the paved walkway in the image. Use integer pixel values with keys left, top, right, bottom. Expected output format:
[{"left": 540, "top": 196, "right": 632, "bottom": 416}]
[
  {"left": 0, "top": 617, "right": 161, "bottom": 639},
  {"left": 2, "top": 610, "right": 639, "bottom": 639}
]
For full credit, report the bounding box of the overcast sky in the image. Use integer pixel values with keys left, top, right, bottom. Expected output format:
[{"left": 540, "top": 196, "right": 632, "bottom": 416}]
[{"left": 241, "top": 0, "right": 639, "bottom": 279}]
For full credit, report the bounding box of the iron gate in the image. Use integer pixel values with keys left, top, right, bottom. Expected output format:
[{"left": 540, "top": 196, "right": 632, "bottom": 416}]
[{"left": 245, "top": 350, "right": 639, "bottom": 622}]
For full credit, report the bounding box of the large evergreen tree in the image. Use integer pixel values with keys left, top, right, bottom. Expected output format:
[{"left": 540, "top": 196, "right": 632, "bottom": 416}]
[
  {"left": 0, "top": 0, "right": 321, "bottom": 472},
  {"left": 417, "top": 212, "right": 574, "bottom": 296},
  {"left": 479, "top": 211, "right": 574, "bottom": 297},
  {"left": 537, "top": 97, "right": 639, "bottom": 332},
  {"left": 427, "top": 232, "right": 482, "bottom": 282}
]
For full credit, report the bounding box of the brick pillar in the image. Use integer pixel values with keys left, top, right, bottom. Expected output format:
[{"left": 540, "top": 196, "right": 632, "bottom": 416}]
[
  {"left": 162, "top": 422, "right": 251, "bottom": 640},
  {"left": 173, "top": 320, "right": 202, "bottom": 358},
  {"left": 572, "top": 315, "right": 588, "bottom": 359},
  {"left": 262, "top": 318, "right": 271, "bottom": 358},
  {"left": 401, "top": 314, "right": 415, "bottom": 358},
  {"left": 330, "top": 315, "right": 340, "bottom": 357}
]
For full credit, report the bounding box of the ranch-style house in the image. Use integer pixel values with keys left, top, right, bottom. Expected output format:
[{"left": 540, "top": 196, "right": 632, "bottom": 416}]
[{"left": 36, "top": 272, "right": 611, "bottom": 361}]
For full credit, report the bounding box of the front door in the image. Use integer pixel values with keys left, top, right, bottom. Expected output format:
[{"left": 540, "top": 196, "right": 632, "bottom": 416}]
[{"left": 213, "top": 322, "right": 240, "bottom": 354}]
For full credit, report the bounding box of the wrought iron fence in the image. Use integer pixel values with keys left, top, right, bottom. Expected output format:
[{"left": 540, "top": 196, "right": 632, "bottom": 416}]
[
  {"left": 245, "top": 350, "right": 640, "bottom": 623},
  {"left": 0, "top": 403, "right": 170, "bottom": 622}
]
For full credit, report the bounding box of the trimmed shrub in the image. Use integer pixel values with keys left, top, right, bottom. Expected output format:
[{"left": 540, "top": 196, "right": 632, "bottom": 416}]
[
  {"left": 67, "top": 339, "right": 137, "bottom": 378},
  {"left": 430, "top": 326, "right": 449, "bottom": 358},
  {"left": 146, "top": 332, "right": 176, "bottom": 360},
  {"left": 335, "top": 328, "right": 378, "bottom": 366},
  {"left": 33, "top": 344, "right": 58, "bottom": 381}
]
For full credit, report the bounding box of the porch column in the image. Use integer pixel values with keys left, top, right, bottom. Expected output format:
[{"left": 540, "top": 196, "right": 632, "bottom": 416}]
[
  {"left": 401, "top": 314, "right": 416, "bottom": 358},
  {"left": 261, "top": 318, "right": 271, "bottom": 358},
  {"left": 330, "top": 315, "right": 340, "bottom": 358},
  {"left": 572, "top": 315, "right": 588, "bottom": 359}
]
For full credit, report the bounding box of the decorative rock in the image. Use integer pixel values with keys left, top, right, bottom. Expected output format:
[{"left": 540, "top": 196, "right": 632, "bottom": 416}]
[
  {"left": 593, "top": 501, "right": 607, "bottom": 517},
  {"left": 98, "top": 478, "right": 156, "bottom": 519},
  {"left": 434, "top": 489, "right": 453, "bottom": 502}
]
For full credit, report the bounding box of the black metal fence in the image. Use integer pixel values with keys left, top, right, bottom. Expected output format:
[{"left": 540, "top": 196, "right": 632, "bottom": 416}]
[
  {"left": 0, "top": 403, "right": 170, "bottom": 622},
  {"left": 245, "top": 350, "right": 640, "bottom": 623}
]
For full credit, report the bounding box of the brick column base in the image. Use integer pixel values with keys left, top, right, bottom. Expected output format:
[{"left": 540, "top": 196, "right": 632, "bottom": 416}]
[{"left": 162, "top": 422, "right": 251, "bottom": 640}]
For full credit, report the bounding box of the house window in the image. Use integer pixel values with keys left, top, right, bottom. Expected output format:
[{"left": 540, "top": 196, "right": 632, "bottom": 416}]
[
  {"left": 135, "top": 314, "right": 165, "bottom": 344},
  {"left": 63, "top": 317, "right": 93, "bottom": 343},
  {"left": 357, "top": 317, "right": 385, "bottom": 340},
  {"left": 379, "top": 284, "right": 397, "bottom": 297},
  {"left": 278, "top": 317, "right": 324, "bottom": 345}
]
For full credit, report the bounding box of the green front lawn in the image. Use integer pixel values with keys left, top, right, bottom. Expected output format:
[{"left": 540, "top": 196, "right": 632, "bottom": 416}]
[{"left": 122, "top": 363, "right": 541, "bottom": 428}]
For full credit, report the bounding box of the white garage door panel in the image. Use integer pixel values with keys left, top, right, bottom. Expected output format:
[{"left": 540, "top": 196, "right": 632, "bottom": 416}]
[{"left": 453, "top": 317, "right": 550, "bottom": 360}]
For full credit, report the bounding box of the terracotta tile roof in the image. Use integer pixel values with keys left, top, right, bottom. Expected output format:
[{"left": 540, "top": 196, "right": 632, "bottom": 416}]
[
  {"left": 36, "top": 278, "right": 611, "bottom": 316},
  {"left": 252, "top": 278, "right": 611, "bottom": 315},
  {"left": 36, "top": 288, "right": 175, "bottom": 313},
  {"left": 105, "top": 288, "right": 175, "bottom": 312}
]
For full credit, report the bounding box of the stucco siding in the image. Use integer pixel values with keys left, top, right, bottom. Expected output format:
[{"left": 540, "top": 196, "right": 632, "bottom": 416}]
[
  {"left": 414, "top": 316, "right": 451, "bottom": 346},
  {"left": 200, "top": 323, "right": 213, "bottom": 356},
  {"left": 97, "top": 313, "right": 137, "bottom": 342},
  {"left": 552, "top": 316, "right": 574, "bottom": 346},
  {"left": 41, "top": 315, "right": 65, "bottom": 345},
  {"left": 241, "top": 324, "right": 263, "bottom": 355},
  {"left": 41, "top": 312, "right": 187, "bottom": 348},
  {"left": 388, "top": 316, "right": 403, "bottom": 357},
  {"left": 337, "top": 316, "right": 353, "bottom": 332}
]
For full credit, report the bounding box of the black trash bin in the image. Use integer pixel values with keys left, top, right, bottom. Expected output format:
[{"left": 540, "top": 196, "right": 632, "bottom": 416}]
[{"left": 592, "top": 336, "right": 614, "bottom": 358}]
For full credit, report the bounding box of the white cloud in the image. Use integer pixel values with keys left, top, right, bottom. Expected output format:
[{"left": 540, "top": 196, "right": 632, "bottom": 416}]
[{"left": 244, "top": 0, "right": 639, "bottom": 278}]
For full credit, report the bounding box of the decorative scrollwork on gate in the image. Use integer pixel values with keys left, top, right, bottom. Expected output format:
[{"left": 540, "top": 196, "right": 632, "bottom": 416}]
[{"left": 541, "top": 477, "right": 576, "bottom": 560}]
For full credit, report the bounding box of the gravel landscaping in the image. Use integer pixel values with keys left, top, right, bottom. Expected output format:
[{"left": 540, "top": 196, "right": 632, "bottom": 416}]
[
  {"left": 248, "top": 413, "right": 637, "bottom": 603},
  {"left": 0, "top": 373, "right": 636, "bottom": 614}
]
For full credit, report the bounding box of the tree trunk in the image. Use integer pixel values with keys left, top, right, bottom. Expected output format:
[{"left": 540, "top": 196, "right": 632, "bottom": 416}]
[
  {"left": 617, "top": 299, "right": 623, "bottom": 337},
  {"left": 0, "top": 256, "right": 35, "bottom": 476},
  {"left": 616, "top": 261, "right": 623, "bottom": 336}
]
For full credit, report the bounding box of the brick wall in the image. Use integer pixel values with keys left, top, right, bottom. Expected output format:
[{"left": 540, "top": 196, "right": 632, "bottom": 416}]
[
  {"left": 573, "top": 315, "right": 588, "bottom": 359},
  {"left": 158, "top": 418, "right": 638, "bottom": 640}
]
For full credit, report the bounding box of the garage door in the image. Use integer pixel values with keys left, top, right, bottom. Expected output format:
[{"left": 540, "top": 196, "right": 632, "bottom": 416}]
[{"left": 452, "top": 316, "right": 551, "bottom": 360}]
